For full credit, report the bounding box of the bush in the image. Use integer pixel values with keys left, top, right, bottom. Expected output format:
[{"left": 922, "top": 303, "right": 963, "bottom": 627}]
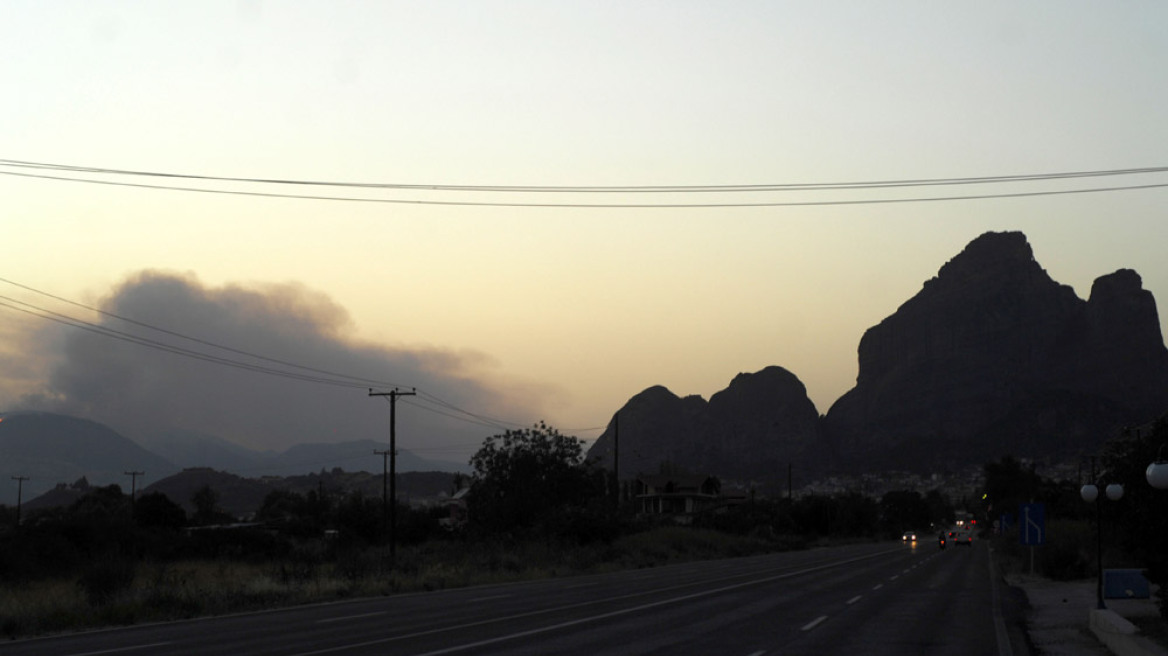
[
  {"left": 77, "top": 553, "right": 137, "bottom": 606},
  {"left": 1037, "top": 519, "right": 1090, "bottom": 580}
]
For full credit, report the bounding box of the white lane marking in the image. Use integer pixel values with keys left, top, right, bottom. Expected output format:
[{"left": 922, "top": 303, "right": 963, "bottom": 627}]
[
  {"left": 746, "top": 651, "right": 766, "bottom": 656},
  {"left": 889, "top": 575, "right": 899, "bottom": 580},
  {"left": 872, "top": 583, "right": 884, "bottom": 591},
  {"left": 294, "top": 546, "right": 901, "bottom": 653},
  {"left": 988, "top": 548, "right": 1015, "bottom": 656},
  {"left": 469, "top": 594, "right": 512, "bottom": 603},
  {"left": 801, "top": 616, "right": 828, "bottom": 631},
  {"left": 289, "top": 549, "right": 904, "bottom": 656},
  {"left": 846, "top": 595, "right": 862, "bottom": 605},
  {"left": 67, "top": 644, "right": 173, "bottom": 656},
  {"left": 565, "top": 581, "right": 600, "bottom": 589},
  {"left": 316, "top": 611, "right": 387, "bottom": 624}
]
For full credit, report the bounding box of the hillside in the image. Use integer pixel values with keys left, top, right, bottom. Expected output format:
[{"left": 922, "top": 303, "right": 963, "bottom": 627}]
[{"left": 0, "top": 412, "right": 178, "bottom": 505}]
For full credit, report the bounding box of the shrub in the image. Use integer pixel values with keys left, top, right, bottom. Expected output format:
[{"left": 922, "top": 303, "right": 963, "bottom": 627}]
[
  {"left": 1039, "top": 519, "right": 1092, "bottom": 581},
  {"left": 77, "top": 553, "right": 137, "bottom": 606}
]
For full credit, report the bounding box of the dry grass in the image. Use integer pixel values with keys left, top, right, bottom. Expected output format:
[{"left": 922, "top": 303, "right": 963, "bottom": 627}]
[{"left": 0, "top": 527, "right": 792, "bottom": 639}]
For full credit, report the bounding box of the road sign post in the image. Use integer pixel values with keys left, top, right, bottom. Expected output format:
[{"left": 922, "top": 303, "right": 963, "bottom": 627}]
[{"left": 1020, "top": 502, "right": 1045, "bottom": 575}]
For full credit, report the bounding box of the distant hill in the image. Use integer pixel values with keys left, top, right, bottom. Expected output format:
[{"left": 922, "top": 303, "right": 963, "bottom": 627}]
[
  {"left": 0, "top": 412, "right": 178, "bottom": 505},
  {"left": 134, "top": 432, "right": 471, "bottom": 477},
  {"left": 140, "top": 467, "right": 459, "bottom": 518},
  {"left": 135, "top": 428, "right": 275, "bottom": 474},
  {"left": 18, "top": 467, "right": 460, "bottom": 519},
  {"left": 269, "top": 440, "right": 470, "bottom": 476},
  {"left": 0, "top": 412, "right": 469, "bottom": 507}
]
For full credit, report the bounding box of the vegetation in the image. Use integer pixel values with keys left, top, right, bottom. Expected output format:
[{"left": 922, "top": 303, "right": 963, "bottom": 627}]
[
  {"left": 0, "top": 422, "right": 964, "bottom": 639},
  {"left": 466, "top": 421, "right": 608, "bottom": 538},
  {"left": 980, "top": 423, "right": 1168, "bottom": 621}
]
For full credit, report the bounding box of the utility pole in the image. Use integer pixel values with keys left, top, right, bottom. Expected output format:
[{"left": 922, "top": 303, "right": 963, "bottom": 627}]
[
  {"left": 374, "top": 448, "right": 391, "bottom": 539},
  {"left": 613, "top": 412, "right": 620, "bottom": 508},
  {"left": 11, "top": 476, "right": 28, "bottom": 527},
  {"left": 124, "top": 471, "right": 144, "bottom": 521},
  {"left": 369, "top": 387, "right": 416, "bottom": 562}
]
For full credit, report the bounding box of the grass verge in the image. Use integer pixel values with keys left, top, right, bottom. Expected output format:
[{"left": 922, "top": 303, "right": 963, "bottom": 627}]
[{"left": 0, "top": 526, "right": 801, "bottom": 639}]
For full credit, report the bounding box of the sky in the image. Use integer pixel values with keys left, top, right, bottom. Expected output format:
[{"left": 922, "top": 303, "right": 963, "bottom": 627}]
[{"left": 3, "top": 2, "right": 1168, "bottom": 471}]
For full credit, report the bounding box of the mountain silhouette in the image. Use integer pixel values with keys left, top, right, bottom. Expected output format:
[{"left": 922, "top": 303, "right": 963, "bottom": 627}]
[
  {"left": 588, "top": 231, "right": 1168, "bottom": 483},
  {"left": 824, "top": 230, "right": 1168, "bottom": 471}
]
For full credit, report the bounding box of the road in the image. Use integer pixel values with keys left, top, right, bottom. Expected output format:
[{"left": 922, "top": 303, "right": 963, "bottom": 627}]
[{"left": 1, "top": 540, "right": 1027, "bottom": 656}]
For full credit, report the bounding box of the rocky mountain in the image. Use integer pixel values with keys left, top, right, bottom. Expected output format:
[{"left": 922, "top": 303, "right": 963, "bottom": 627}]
[
  {"left": 587, "top": 366, "right": 825, "bottom": 487},
  {"left": 587, "top": 231, "right": 1168, "bottom": 485},
  {"left": 823, "top": 231, "right": 1168, "bottom": 472}
]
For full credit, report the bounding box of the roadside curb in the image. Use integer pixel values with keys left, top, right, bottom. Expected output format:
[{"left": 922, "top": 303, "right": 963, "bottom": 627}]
[{"left": 1090, "top": 608, "right": 1168, "bottom": 656}]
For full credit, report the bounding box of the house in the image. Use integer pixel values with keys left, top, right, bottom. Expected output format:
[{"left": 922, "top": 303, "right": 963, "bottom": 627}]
[
  {"left": 634, "top": 474, "right": 721, "bottom": 522},
  {"left": 438, "top": 487, "right": 470, "bottom": 531}
]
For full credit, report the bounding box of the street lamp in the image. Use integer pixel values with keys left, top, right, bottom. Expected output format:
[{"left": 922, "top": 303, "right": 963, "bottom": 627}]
[
  {"left": 1080, "top": 456, "right": 1123, "bottom": 610},
  {"left": 1148, "top": 444, "right": 1168, "bottom": 490}
]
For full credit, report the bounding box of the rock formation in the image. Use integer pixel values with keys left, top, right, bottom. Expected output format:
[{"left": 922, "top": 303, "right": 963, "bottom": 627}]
[
  {"left": 823, "top": 231, "right": 1168, "bottom": 471},
  {"left": 587, "top": 366, "right": 825, "bottom": 485}
]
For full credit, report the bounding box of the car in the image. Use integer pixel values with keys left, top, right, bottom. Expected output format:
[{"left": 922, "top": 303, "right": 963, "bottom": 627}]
[
  {"left": 901, "top": 530, "right": 917, "bottom": 543},
  {"left": 948, "top": 529, "right": 973, "bottom": 546}
]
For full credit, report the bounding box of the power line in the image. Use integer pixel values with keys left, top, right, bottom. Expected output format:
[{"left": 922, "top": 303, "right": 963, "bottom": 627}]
[
  {"left": 4, "top": 157, "right": 1168, "bottom": 192},
  {"left": 0, "top": 295, "right": 376, "bottom": 388},
  {"left": 3, "top": 161, "right": 1168, "bottom": 207},
  {"left": 0, "top": 275, "right": 412, "bottom": 390},
  {"left": 0, "top": 277, "right": 595, "bottom": 435}
]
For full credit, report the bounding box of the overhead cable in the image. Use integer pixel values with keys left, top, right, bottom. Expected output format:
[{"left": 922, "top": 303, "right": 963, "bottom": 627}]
[
  {"left": 0, "top": 278, "right": 591, "bottom": 433},
  {"left": 2, "top": 159, "right": 1168, "bottom": 207}
]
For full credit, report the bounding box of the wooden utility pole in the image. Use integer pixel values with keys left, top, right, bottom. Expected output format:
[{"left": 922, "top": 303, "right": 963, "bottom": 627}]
[
  {"left": 613, "top": 412, "right": 620, "bottom": 507},
  {"left": 369, "top": 388, "right": 416, "bottom": 561},
  {"left": 11, "top": 476, "right": 28, "bottom": 527},
  {"left": 124, "top": 471, "right": 144, "bottom": 521},
  {"left": 374, "top": 448, "right": 391, "bottom": 539}
]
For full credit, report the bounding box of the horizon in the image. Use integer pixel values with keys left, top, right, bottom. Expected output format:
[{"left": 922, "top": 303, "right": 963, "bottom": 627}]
[{"left": 4, "top": 3, "right": 1168, "bottom": 468}]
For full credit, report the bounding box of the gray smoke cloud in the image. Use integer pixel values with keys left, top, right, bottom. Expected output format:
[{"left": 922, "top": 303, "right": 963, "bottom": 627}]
[{"left": 8, "top": 271, "right": 547, "bottom": 463}]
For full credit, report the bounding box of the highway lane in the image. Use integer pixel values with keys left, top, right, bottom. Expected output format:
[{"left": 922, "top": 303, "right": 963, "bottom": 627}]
[{"left": 0, "top": 540, "right": 1025, "bottom": 656}]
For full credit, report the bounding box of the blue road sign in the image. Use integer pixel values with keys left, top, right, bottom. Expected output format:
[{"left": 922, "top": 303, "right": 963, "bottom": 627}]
[{"left": 1019, "top": 503, "right": 1045, "bottom": 546}]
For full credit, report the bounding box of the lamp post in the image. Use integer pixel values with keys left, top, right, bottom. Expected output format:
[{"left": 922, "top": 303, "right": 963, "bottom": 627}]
[
  {"left": 1080, "top": 456, "right": 1123, "bottom": 610},
  {"left": 1148, "top": 444, "right": 1168, "bottom": 490}
]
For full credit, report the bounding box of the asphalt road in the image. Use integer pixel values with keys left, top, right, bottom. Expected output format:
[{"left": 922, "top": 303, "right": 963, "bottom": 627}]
[{"left": 1, "top": 540, "right": 1028, "bottom": 656}]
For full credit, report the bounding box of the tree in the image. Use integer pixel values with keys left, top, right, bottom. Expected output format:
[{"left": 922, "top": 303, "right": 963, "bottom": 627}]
[
  {"left": 1102, "top": 422, "right": 1168, "bottom": 619},
  {"left": 467, "top": 422, "right": 604, "bottom": 534},
  {"left": 879, "top": 490, "right": 931, "bottom": 536},
  {"left": 191, "top": 485, "right": 224, "bottom": 525},
  {"left": 982, "top": 455, "right": 1042, "bottom": 522},
  {"left": 134, "top": 491, "right": 186, "bottom": 530}
]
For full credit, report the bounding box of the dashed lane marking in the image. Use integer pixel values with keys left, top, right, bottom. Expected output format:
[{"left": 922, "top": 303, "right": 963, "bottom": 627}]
[
  {"left": 801, "top": 616, "right": 828, "bottom": 631},
  {"left": 317, "top": 612, "right": 386, "bottom": 624},
  {"left": 66, "top": 643, "right": 173, "bottom": 656},
  {"left": 469, "top": 594, "right": 513, "bottom": 603}
]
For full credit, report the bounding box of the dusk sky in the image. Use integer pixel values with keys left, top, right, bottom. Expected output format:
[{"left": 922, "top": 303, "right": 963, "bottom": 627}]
[{"left": 3, "top": 2, "right": 1168, "bottom": 467}]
